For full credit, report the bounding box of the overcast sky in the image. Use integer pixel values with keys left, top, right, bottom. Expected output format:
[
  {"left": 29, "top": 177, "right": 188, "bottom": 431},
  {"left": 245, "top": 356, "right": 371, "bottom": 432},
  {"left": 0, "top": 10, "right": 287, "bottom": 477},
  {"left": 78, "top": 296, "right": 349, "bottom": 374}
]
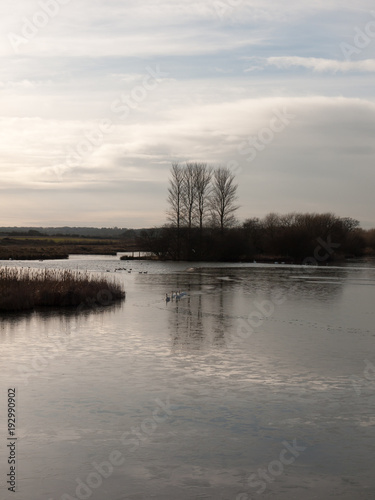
[{"left": 1, "top": 0, "right": 374, "bottom": 228}]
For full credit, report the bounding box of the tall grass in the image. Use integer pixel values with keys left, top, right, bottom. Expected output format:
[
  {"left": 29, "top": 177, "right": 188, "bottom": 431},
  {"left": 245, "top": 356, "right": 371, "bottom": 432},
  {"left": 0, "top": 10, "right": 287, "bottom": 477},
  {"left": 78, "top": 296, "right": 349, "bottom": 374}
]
[{"left": 0, "top": 267, "right": 125, "bottom": 312}]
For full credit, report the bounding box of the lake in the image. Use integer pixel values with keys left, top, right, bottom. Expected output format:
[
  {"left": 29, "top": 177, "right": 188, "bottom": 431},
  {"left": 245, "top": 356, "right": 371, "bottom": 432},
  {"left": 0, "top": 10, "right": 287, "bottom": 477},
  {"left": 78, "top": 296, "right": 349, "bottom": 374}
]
[{"left": 1, "top": 257, "right": 375, "bottom": 499}]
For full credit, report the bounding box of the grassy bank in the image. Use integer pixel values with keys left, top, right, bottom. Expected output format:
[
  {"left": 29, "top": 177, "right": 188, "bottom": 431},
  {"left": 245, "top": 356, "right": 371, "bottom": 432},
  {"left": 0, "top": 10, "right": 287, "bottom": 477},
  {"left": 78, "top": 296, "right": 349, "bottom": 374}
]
[
  {"left": 0, "top": 267, "right": 125, "bottom": 312},
  {"left": 0, "top": 236, "right": 143, "bottom": 261}
]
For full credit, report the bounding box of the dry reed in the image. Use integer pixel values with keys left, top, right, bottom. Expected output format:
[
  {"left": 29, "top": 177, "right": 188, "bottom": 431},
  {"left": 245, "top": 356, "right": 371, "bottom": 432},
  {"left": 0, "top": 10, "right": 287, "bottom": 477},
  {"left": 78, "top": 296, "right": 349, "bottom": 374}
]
[{"left": 0, "top": 267, "right": 125, "bottom": 312}]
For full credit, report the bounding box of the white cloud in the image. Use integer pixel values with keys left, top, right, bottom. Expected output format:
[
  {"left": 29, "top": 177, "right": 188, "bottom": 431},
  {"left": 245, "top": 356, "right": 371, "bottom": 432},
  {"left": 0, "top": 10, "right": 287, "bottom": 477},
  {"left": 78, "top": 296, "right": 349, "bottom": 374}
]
[
  {"left": 266, "top": 57, "right": 375, "bottom": 73},
  {"left": 2, "top": 31, "right": 263, "bottom": 58},
  {"left": 1, "top": 96, "right": 375, "bottom": 226}
]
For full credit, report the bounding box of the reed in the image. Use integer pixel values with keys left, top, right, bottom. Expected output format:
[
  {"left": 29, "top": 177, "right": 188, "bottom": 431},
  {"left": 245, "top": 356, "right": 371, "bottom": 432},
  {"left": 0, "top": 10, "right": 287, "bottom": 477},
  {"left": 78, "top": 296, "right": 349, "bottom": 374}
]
[{"left": 0, "top": 267, "right": 125, "bottom": 312}]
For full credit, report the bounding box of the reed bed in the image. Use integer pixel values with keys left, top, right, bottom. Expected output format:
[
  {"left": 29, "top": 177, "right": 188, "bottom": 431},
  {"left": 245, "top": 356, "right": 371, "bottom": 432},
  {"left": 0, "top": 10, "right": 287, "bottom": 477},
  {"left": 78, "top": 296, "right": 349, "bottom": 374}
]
[{"left": 0, "top": 267, "right": 125, "bottom": 312}]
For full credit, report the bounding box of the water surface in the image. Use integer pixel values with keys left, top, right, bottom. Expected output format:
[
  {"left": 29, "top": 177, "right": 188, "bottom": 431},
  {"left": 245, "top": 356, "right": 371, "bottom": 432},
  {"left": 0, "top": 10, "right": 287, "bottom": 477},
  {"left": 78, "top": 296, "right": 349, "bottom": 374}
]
[{"left": 1, "top": 257, "right": 375, "bottom": 499}]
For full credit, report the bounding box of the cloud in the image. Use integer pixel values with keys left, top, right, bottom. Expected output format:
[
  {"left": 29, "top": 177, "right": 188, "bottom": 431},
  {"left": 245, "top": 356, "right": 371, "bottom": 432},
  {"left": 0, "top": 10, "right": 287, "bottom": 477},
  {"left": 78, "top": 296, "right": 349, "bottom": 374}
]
[
  {"left": 1, "top": 0, "right": 266, "bottom": 58},
  {"left": 1, "top": 96, "right": 375, "bottom": 226},
  {"left": 7, "top": 0, "right": 372, "bottom": 58},
  {"left": 266, "top": 57, "right": 375, "bottom": 73}
]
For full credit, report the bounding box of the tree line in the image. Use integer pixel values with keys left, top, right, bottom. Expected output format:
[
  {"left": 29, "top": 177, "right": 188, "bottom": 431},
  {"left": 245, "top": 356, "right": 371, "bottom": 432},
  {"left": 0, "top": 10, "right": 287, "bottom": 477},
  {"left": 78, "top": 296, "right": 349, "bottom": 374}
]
[
  {"left": 136, "top": 162, "right": 374, "bottom": 262},
  {"left": 139, "top": 211, "right": 372, "bottom": 262},
  {"left": 241, "top": 212, "right": 366, "bottom": 261}
]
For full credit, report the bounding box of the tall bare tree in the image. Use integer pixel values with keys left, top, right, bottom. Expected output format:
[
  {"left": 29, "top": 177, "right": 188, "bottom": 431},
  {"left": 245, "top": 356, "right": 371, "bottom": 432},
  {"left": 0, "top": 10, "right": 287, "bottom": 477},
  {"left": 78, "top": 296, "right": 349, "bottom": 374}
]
[
  {"left": 167, "top": 162, "right": 184, "bottom": 257},
  {"left": 194, "top": 162, "right": 212, "bottom": 231},
  {"left": 182, "top": 162, "right": 197, "bottom": 230},
  {"left": 210, "top": 167, "right": 239, "bottom": 232}
]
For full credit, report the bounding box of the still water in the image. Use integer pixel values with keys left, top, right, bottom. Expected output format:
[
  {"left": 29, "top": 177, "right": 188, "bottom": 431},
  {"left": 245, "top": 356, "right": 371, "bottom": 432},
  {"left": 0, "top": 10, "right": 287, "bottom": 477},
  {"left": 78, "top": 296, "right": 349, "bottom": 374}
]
[{"left": 1, "top": 257, "right": 375, "bottom": 499}]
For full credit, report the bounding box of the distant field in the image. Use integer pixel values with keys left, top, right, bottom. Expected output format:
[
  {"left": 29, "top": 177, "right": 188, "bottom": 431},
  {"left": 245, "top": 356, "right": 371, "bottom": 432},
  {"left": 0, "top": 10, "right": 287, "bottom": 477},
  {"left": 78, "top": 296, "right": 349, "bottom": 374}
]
[
  {"left": 0, "top": 235, "right": 145, "bottom": 260},
  {"left": 0, "top": 236, "right": 117, "bottom": 244}
]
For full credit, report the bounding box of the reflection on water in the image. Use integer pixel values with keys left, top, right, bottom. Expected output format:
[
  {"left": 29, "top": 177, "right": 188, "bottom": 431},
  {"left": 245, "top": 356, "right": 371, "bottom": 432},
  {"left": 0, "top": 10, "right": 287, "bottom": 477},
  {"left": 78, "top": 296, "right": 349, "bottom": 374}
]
[
  {"left": 0, "top": 259, "right": 375, "bottom": 499},
  {"left": 169, "top": 293, "right": 229, "bottom": 351},
  {"left": 164, "top": 266, "right": 347, "bottom": 354}
]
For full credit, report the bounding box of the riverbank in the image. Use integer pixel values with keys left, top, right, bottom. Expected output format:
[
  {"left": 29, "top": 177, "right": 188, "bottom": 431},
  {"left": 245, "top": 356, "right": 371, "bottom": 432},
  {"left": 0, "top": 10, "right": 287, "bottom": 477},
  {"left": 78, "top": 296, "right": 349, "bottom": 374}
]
[
  {"left": 0, "top": 267, "right": 125, "bottom": 312},
  {"left": 0, "top": 236, "right": 140, "bottom": 261}
]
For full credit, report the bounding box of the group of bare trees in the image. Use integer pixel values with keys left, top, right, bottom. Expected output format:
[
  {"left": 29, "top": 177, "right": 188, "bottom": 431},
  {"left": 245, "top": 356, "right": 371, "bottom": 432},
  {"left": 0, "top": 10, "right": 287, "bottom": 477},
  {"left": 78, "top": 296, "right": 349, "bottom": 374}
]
[{"left": 167, "top": 162, "right": 239, "bottom": 233}]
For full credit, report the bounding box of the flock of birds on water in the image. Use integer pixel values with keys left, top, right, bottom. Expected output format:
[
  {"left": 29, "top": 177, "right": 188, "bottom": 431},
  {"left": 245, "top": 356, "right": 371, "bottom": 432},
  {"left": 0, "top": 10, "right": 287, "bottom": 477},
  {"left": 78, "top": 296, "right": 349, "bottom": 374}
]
[
  {"left": 104, "top": 266, "right": 187, "bottom": 303},
  {"left": 104, "top": 267, "right": 186, "bottom": 303},
  {"left": 165, "top": 291, "right": 187, "bottom": 302},
  {"left": 108, "top": 267, "right": 148, "bottom": 274}
]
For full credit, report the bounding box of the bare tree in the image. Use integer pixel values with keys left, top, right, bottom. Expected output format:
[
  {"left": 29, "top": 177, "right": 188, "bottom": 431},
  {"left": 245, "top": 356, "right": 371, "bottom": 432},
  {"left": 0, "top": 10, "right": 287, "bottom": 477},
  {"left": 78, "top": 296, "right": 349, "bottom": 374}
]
[
  {"left": 210, "top": 167, "right": 239, "bottom": 231},
  {"left": 194, "top": 162, "right": 212, "bottom": 231},
  {"left": 167, "top": 163, "right": 184, "bottom": 257},
  {"left": 167, "top": 163, "right": 184, "bottom": 228},
  {"left": 181, "top": 162, "right": 197, "bottom": 230}
]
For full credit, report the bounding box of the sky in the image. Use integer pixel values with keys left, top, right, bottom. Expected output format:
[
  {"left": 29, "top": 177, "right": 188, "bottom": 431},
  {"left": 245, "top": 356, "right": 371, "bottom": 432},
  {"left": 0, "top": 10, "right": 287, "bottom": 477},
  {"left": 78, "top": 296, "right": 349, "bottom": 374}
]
[{"left": 1, "top": 0, "right": 375, "bottom": 228}]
